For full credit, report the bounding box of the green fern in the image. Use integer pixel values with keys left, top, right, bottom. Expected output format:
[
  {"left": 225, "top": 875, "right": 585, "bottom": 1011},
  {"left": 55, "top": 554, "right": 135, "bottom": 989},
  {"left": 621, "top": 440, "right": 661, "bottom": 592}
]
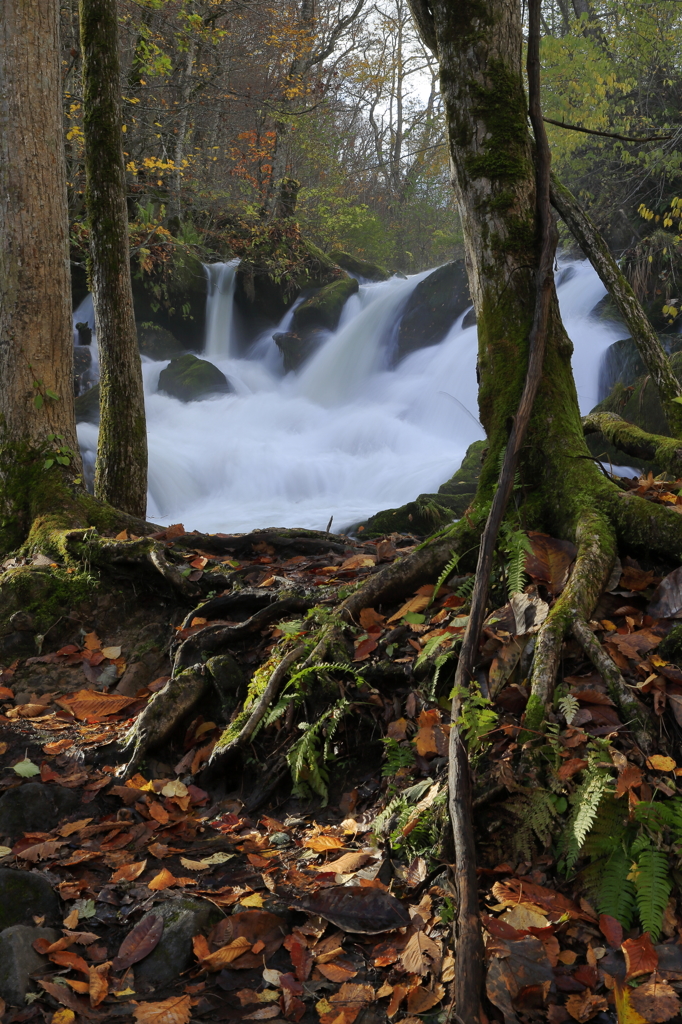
[
  {"left": 500, "top": 523, "right": 533, "bottom": 598},
  {"left": 381, "top": 737, "right": 416, "bottom": 777},
  {"left": 507, "top": 790, "right": 558, "bottom": 861},
  {"left": 584, "top": 846, "right": 637, "bottom": 928},
  {"left": 287, "top": 698, "right": 349, "bottom": 805},
  {"left": 634, "top": 846, "right": 671, "bottom": 941},
  {"left": 558, "top": 694, "right": 580, "bottom": 725},
  {"left": 560, "top": 765, "right": 610, "bottom": 870},
  {"left": 456, "top": 575, "right": 475, "bottom": 600},
  {"left": 431, "top": 550, "right": 460, "bottom": 603}
]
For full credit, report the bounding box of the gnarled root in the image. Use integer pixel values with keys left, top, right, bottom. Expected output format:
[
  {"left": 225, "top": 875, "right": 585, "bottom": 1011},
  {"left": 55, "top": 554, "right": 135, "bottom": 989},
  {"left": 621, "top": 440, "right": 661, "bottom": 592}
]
[
  {"left": 583, "top": 412, "right": 682, "bottom": 477},
  {"left": 571, "top": 618, "right": 657, "bottom": 754},
  {"left": 526, "top": 511, "right": 616, "bottom": 728},
  {"left": 118, "top": 665, "right": 210, "bottom": 779}
]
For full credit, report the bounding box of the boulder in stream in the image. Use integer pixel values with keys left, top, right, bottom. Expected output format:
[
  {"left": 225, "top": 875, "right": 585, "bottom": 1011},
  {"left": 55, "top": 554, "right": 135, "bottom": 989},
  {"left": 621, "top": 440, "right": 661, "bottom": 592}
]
[
  {"left": 138, "top": 323, "right": 185, "bottom": 361},
  {"left": 394, "top": 260, "right": 471, "bottom": 364},
  {"left": 329, "top": 250, "right": 390, "bottom": 282},
  {"left": 292, "top": 276, "right": 359, "bottom": 335},
  {"left": 158, "top": 353, "right": 233, "bottom": 402},
  {"left": 75, "top": 382, "right": 100, "bottom": 424}
]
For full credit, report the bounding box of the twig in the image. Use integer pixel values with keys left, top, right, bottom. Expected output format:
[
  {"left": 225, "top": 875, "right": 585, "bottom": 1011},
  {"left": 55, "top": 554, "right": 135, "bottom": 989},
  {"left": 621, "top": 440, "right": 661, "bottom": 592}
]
[{"left": 543, "top": 117, "right": 673, "bottom": 144}]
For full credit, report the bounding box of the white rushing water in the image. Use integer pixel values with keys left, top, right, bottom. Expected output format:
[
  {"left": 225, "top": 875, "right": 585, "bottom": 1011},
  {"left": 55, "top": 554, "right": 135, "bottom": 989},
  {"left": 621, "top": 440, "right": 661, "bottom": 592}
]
[{"left": 75, "top": 257, "right": 627, "bottom": 533}]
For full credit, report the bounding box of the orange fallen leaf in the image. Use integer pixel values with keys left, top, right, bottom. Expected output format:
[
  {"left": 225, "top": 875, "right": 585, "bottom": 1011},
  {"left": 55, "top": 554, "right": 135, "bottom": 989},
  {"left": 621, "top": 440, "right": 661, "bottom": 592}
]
[
  {"left": 110, "top": 860, "right": 147, "bottom": 883},
  {"left": 304, "top": 835, "right": 345, "bottom": 852},
  {"left": 89, "top": 962, "right": 110, "bottom": 1007},
  {"left": 133, "top": 995, "right": 192, "bottom": 1024},
  {"left": 198, "top": 936, "right": 252, "bottom": 969}
]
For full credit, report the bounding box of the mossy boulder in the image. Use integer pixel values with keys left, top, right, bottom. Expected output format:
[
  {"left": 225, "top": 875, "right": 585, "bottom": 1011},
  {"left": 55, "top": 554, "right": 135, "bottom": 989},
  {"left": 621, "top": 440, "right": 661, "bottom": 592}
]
[
  {"left": 585, "top": 350, "right": 682, "bottom": 472},
  {"left": 394, "top": 260, "right": 471, "bottom": 364},
  {"left": 134, "top": 897, "right": 222, "bottom": 991},
  {"left": 157, "top": 354, "right": 233, "bottom": 403},
  {"left": 329, "top": 250, "right": 390, "bottom": 282},
  {"left": 438, "top": 439, "right": 487, "bottom": 510},
  {"left": 75, "top": 383, "right": 100, "bottom": 424},
  {"left": 357, "top": 494, "right": 454, "bottom": 538},
  {"left": 235, "top": 237, "right": 342, "bottom": 329},
  {"left": 0, "top": 565, "right": 99, "bottom": 635},
  {"left": 0, "top": 784, "right": 80, "bottom": 839},
  {"left": 0, "top": 869, "right": 60, "bottom": 929},
  {"left": 292, "top": 276, "right": 359, "bottom": 335},
  {"left": 274, "top": 332, "right": 321, "bottom": 373},
  {"left": 138, "top": 323, "right": 185, "bottom": 361},
  {"left": 131, "top": 250, "right": 207, "bottom": 348}
]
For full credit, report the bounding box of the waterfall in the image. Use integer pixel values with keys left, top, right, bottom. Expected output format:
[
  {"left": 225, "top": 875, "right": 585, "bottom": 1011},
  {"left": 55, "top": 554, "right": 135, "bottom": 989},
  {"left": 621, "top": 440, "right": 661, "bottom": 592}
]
[
  {"left": 75, "top": 257, "right": 630, "bottom": 533},
  {"left": 204, "top": 260, "right": 239, "bottom": 359}
]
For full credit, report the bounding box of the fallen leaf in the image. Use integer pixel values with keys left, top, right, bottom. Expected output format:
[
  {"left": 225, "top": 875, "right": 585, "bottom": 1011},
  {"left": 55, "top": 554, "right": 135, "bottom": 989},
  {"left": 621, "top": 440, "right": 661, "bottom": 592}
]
[
  {"left": 317, "top": 962, "right": 358, "bottom": 983},
  {"left": 558, "top": 758, "right": 589, "bottom": 781},
  {"left": 387, "top": 595, "right": 430, "bottom": 623},
  {"left": 407, "top": 984, "right": 445, "bottom": 1014},
  {"left": 180, "top": 852, "right": 234, "bottom": 870},
  {"left": 89, "top": 962, "right": 110, "bottom": 1007},
  {"left": 199, "top": 935, "right": 252, "bottom": 969},
  {"left": 304, "top": 835, "right": 345, "bottom": 852},
  {"left": 133, "top": 995, "right": 192, "bottom": 1024},
  {"left": 56, "top": 690, "right": 136, "bottom": 721},
  {"left": 13, "top": 757, "right": 40, "bottom": 777},
  {"left": 52, "top": 1010, "right": 76, "bottom": 1024},
  {"left": 209, "top": 911, "right": 288, "bottom": 969},
  {"left": 629, "top": 973, "right": 681, "bottom": 1022},
  {"left": 598, "top": 914, "right": 623, "bottom": 949},
  {"left": 525, "top": 533, "right": 576, "bottom": 594},
  {"left": 341, "top": 554, "right": 376, "bottom": 570},
  {"left": 491, "top": 878, "right": 592, "bottom": 921},
  {"left": 324, "top": 851, "right": 374, "bottom": 874},
  {"left": 83, "top": 632, "right": 101, "bottom": 651},
  {"left": 400, "top": 931, "right": 441, "bottom": 976},
  {"left": 113, "top": 913, "right": 164, "bottom": 970},
  {"left": 648, "top": 566, "right": 682, "bottom": 618},
  {"left": 353, "top": 637, "right": 377, "bottom": 662},
  {"left": 565, "top": 992, "right": 608, "bottom": 1022},
  {"left": 19, "top": 839, "right": 66, "bottom": 862},
  {"left": 101, "top": 646, "right": 122, "bottom": 660},
  {"left": 319, "top": 982, "right": 375, "bottom": 1024},
  {"left": 161, "top": 779, "right": 189, "bottom": 798},
  {"left": 646, "top": 755, "right": 677, "bottom": 773},
  {"left": 110, "top": 860, "right": 147, "bottom": 883},
  {"left": 50, "top": 949, "right": 90, "bottom": 974},
  {"left": 44, "top": 738, "right": 74, "bottom": 755},
  {"left": 295, "top": 885, "right": 410, "bottom": 934},
  {"left": 623, "top": 933, "right": 659, "bottom": 980}
]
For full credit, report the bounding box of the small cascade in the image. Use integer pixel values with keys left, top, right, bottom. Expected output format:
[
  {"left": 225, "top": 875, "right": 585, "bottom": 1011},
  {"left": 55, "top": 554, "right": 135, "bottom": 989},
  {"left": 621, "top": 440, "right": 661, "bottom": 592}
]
[
  {"left": 74, "top": 257, "right": 631, "bottom": 534},
  {"left": 204, "top": 260, "right": 239, "bottom": 359}
]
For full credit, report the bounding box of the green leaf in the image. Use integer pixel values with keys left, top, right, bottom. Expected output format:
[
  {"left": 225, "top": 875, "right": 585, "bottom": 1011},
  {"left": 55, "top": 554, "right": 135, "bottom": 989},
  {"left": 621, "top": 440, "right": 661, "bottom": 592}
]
[
  {"left": 33, "top": 394, "right": 44, "bottom": 410},
  {"left": 673, "top": 397, "right": 682, "bottom": 405},
  {"left": 13, "top": 758, "right": 40, "bottom": 778},
  {"left": 45, "top": 388, "right": 59, "bottom": 401},
  {"left": 73, "top": 898, "right": 96, "bottom": 919},
  {"left": 403, "top": 612, "right": 425, "bottom": 624},
  {"left": 43, "top": 459, "right": 54, "bottom": 469}
]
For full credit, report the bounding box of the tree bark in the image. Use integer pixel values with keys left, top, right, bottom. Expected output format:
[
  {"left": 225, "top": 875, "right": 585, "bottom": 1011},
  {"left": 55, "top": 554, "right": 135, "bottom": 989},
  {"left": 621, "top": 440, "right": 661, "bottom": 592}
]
[
  {"left": 0, "top": 0, "right": 83, "bottom": 546},
  {"left": 550, "top": 177, "right": 682, "bottom": 437},
  {"left": 80, "top": 0, "right": 148, "bottom": 518}
]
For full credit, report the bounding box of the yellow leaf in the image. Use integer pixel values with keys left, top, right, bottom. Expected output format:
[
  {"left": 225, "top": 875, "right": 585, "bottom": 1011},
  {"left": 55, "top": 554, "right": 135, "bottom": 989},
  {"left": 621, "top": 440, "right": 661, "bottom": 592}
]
[
  {"left": 646, "top": 755, "right": 677, "bottom": 772},
  {"left": 161, "top": 779, "right": 189, "bottom": 798},
  {"left": 387, "top": 595, "right": 430, "bottom": 624},
  {"left": 52, "top": 1010, "right": 76, "bottom": 1024},
  {"left": 101, "top": 646, "right": 122, "bottom": 660},
  {"left": 240, "top": 893, "right": 264, "bottom": 908}
]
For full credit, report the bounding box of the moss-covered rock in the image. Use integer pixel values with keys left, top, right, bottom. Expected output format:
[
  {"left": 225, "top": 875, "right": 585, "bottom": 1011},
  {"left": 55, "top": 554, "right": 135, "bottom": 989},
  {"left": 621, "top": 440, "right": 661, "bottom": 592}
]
[
  {"left": 357, "top": 494, "right": 454, "bottom": 538},
  {"left": 292, "top": 276, "right": 359, "bottom": 335},
  {"left": 439, "top": 439, "right": 486, "bottom": 501},
  {"left": 132, "top": 250, "right": 207, "bottom": 348},
  {"left": 75, "top": 383, "right": 100, "bottom": 424},
  {"left": 138, "top": 323, "right": 185, "bottom": 361},
  {"left": 328, "top": 250, "right": 390, "bottom": 282},
  {"left": 0, "top": 784, "right": 80, "bottom": 840},
  {"left": 0, "top": 565, "right": 99, "bottom": 634},
  {"left": 157, "top": 354, "right": 233, "bottom": 403},
  {"left": 394, "top": 260, "right": 471, "bottom": 364},
  {"left": 274, "top": 332, "right": 321, "bottom": 373},
  {"left": 0, "top": 869, "right": 59, "bottom": 930},
  {"left": 134, "top": 897, "right": 222, "bottom": 991}
]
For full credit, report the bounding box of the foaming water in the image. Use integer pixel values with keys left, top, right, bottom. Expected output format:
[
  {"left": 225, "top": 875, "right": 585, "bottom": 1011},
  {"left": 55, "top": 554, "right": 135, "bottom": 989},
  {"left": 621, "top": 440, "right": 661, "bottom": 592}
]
[
  {"left": 76, "top": 258, "right": 625, "bottom": 533},
  {"left": 204, "top": 260, "right": 239, "bottom": 359}
]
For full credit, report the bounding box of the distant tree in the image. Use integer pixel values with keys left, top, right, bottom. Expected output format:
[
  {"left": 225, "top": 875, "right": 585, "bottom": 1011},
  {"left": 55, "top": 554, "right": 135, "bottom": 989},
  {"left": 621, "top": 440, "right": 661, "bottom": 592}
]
[{"left": 80, "top": 0, "right": 148, "bottom": 517}]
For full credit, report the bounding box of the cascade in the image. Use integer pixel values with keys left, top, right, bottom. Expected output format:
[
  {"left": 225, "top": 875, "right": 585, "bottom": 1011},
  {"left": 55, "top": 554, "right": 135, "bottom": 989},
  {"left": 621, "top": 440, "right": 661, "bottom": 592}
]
[
  {"left": 204, "top": 260, "right": 239, "bottom": 359},
  {"left": 75, "top": 258, "right": 629, "bottom": 534}
]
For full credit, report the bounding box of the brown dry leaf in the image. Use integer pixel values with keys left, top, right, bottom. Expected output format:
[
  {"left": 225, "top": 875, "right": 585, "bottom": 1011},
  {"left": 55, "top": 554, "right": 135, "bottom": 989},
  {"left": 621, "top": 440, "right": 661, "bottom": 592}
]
[
  {"left": 400, "top": 931, "right": 441, "bottom": 977},
  {"left": 83, "top": 632, "right": 101, "bottom": 651},
  {"left": 133, "top": 995, "right": 192, "bottom": 1024},
  {"left": 387, "top": 595, "right": 430, "bottom": 623},
  {"left": 64, "top": 979, "right": 90, "bottom": 995},
  {"left": 491, "top": 878, "right": 592, "bottom": 921},
  {"left": 199, "top": 935, "right": 252, "bottom": 970},
  {"left": 341, "top": 554, "right": 376, "bottom": 571},
  {"left": 525, "top": 533, "right": 576, "bottom": 594},
  {"left": 113, "top": 913, "right": 164, "bottom": 970},
  {"left": 20, "top": 839, "right": 66, "bottom": 862},
  {"left": 406, "top": 984, "right": 444, "bottom": 1015},
  {"left": 209, "top": 911, "right": 288, "bottom": 969},
  {"left": 316, "top": 962, "right": 358, "bottom": 983},
  {"left": 192, "top": 935, "right": 211, "bottom": 961},
  {"left": 406, "top": 856, "right": 427, "bottom": 888},
  {"left": 89, "top": 962, "right": 110, "bottom": 1008},
  {"left": 297, "top": 885, "right": 410, "bottom": 935},
  {"left": 110, "top": 860, "right": 147, "bottom": 883},
  {"left": 101, "top": 646, "right": 122, "bottom": 660},
  {"left": 44, "top": 738, "right": 74, "bottom": 755},
  {"left": 56, "top": 690, "right": 136, "bottom": 721},
  {"left": 38, "top": 979, "right": 98, "bottom": 1019},
  {"left": 598, "top": 913, "right": 623, "bottom": 949},
  {"left": 305, "top": 835, "right": 345, "bottom": 852},
  {"left": 324, "top": 851, "right": 374, "bottom": 874},
  {"left": 616, "top": 763, "right": 644, "bottom": 798},
  {"left": 386, "top": 718, "right": 408, "bottom": 741},
  {"left": 50, "top": 949, "right": 90, "bottom": 974},
  {"left": 319, "top": 983, "right": 375, "bottom": 1024},
  {"left": 148, "top": 801, "right": 170, "bottom": 825},
  {"left": 53, "top": 1008, "right": 77, "bottom": 1023},
  {"left": 629, "top": 973, "right": 681, "bottom": 1022},
  {"left": 161, "top": 779, "right": 188, "bottom": 798},
  {"left": 358, "top": 608, "right": 385, "bottom": 631},
  {"left": 148, "top": 869, "right": 180, "bottom": 891},
  {"left": 558, "top": 758, "right": 589, "bottom": 781},
  {"left": 565, "top": 992, "right": 608, "bottom": 1022},
  {"left": 623, "top": 933, "right": 659, "bottom": 980},
  {"left": 58, "top": 818, "right": 94, "bottom": 837}
]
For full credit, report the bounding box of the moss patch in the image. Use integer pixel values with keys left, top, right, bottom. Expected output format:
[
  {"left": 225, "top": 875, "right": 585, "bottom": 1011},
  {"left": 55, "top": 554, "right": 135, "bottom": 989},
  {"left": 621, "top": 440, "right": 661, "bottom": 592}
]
[{"left": 157, "top": 354, "right": 233, "bottom": 402}]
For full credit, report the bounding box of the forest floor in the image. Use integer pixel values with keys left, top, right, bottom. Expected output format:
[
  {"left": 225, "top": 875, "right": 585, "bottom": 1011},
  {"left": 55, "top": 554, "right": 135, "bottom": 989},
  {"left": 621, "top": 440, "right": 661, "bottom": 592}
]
[{"left": 3, "top": 477, "right": 682, "bottom": 1024}]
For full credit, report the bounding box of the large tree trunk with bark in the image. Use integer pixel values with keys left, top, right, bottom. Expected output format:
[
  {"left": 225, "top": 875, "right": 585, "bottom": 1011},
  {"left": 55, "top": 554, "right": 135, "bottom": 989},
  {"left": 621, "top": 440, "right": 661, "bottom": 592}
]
[{"left": 80, "top": 0, "right": 148, "bottom": 518}]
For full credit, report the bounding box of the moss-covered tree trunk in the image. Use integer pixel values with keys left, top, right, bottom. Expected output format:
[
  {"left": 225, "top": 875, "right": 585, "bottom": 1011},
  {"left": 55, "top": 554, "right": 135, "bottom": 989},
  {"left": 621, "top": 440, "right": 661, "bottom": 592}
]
[
  {"left": 80, "top": 0, "right": 148, "bottom": 518},
  {"left": 0, "top": 0, "right": 85, "bottom": 548}
]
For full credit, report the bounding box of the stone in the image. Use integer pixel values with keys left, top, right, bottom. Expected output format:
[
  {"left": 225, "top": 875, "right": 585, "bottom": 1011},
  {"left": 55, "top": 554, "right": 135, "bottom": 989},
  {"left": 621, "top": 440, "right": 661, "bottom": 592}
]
[
  {"left": 138, "top": 324, "right": 185, "bottom": 362},
  {"left": 74, "top": 382, "right": 100, "bottom": 424},
  {"left": 131, "top": 250, "right": 207, "bottom": 348},
  {"left": 0, "top": 870, "right": 60, "bottom": 930},
  {"left": 438, "top": 438, "right": 486, "bottom": 514},
  {"left": 115, "top": 661, "right": 152, "bottom": 697},
  {"left": 157, "top": 354, "right": 233, "bottom": 403},
  {"left": 329, "top": 250, "right": 390, "bottom": 282},
  {"left": 395, "top": 260, "right": 471, "bottom": 363},
  {"left": 134, "top": 897, "right": 222, "bottom": 991},
  {"left": 235, "top": 240, "right": 341, "bottom": 329},
  {"left": 75, "top": 322, "right": 92, "bottom": 346},
  {"left": 273, "top": 331, "right": 322, "bottom": 374},
  {"left": 0, "top": 783, "right": 80, "bottom": 840},
  {"left": 291, "top": 277, "right": 359, "bottom": 336},
  {"left": 356, "top": 494, "right": 454, "bottom": 538},
  {"left": 0, "top": 925, "right": 58, "bottom": 1005},
  {"left": 206, "top": 653, "right": 246, "bottom": 721}
]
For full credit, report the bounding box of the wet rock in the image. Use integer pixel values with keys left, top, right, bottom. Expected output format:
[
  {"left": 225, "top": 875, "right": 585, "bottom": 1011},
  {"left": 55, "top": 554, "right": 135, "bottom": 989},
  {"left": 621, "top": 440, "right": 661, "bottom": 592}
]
[
  {"left": 134, "top": 897, "right": 222, "bottom": 991},
  {"left": 0, "top": 870, "right": 60, "bottom": 929},
  {"left": 356, "top": 494, "right": 454, "bottom": 539},
  {"left": 206, "top": 653, "right": 246, "bottom": 721},
  {"left": 75, "top": 382, "right": 100, "bottom": 424},
  {"left": 73, "top": 346, "right": 92, "bottom": 375},
  {"left": 395, "top": 260, "right": 470, "bottom": 363},
  {"left": 0, "top": 925, "right": 58, "bottom": 1005},
  {"left": 274, "top": 331, "right": 321, "bottom": 374},
  {"left": 438, "top": 438, "right": 486, "bottom": 514},
  {"left": 138, "top": 324, "right": 185, "bottom": 362},
  {"left": 115, "top": 661, "right": 152, "bottom": 697},
  {"left": 291, "top": 276, "right": 359, "bottom": 336},
  {"left": 329, "top": 250, "right": 390, "bottom": 282},
  {"left": 9, "top": 610, "right": 35, "bottom": 632},
  {"left": 0, "top": 783, "right": 80, "bottom": 840},
  {"left": 131, "top": 250, "right": 207, "bottom": 348},
  {"left": 235, "top": 240, "right": 341, "bottom": 328},
  {"left": 158, "top": 354, "right": 233, "bottom": 403},
  {"left": 75, "top": 322, "right": 92, "bottom": 347}
]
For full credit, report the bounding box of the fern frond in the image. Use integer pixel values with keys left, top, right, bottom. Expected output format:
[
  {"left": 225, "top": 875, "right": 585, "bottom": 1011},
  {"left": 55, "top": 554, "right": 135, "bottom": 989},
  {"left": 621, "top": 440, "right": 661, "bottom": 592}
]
[
  {"left": 584, "top": 846, "right": 637, "bottom": 929},
  {"left": 634, "top": 847, "right": 671, "bottom": 941},
  {"left": 558, "top": 694, "right": 580, "bottom": 725},
  {"left": 507, "top": 791, "right": 558, "bottom": 861},
  {"left": 561, "top": 766, "right": 609, "bottom": 870},
  {"left": 286, "top": 698, "right": 349, "bottom": 806},
  {"left": 431, "top": 551, "right": 460, "bottom": 603},
  {"left": 456, "top": 575, "right": 475, "bottom": 600}
]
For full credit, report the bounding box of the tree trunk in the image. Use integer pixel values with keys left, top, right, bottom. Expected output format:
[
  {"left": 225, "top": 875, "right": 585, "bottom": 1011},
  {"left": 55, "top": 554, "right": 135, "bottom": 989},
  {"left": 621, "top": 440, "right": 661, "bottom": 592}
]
[
  {"left": 80, "top": 0, "right": 148, "bottom": 518},
  {"left": 0, "top": 0, "right": 83, "bottom": 549}
]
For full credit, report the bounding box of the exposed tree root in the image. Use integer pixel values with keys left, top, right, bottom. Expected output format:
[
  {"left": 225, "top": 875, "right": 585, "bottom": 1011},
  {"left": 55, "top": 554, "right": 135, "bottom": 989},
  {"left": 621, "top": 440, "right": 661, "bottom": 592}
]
[
  {"left": 584, "top": 411, "right": 682, "bottom": 477},
  {"left": 174, "top": 528, "right": 351, "bottom": 558},
  {"left": 571, "top": 618, "right": 657, "bottom": 754},
  {"left": 527, "top": 512, "right": 616, "bottom": 722}
]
